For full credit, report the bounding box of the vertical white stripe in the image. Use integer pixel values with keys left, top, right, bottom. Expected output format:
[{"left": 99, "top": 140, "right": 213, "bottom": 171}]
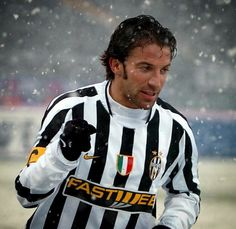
[
  {"left": 157, "top": 107, "right": 173, "bottom": 158},
  {"left": 100, "top": 118, "right": 123, "bottom": 185},
  {"left": 86, "top": 205, "right": 105, "bottom": 228},
  {"left": 113, "top": 211, "right": 134, "bottom": 229},
  {"left": 83, "top": 96, "right": 98, "bottom": 128},
  {"left": 135, "top": 213, "right": 156, "bottom": 228},
  {"left": 156, "top": 107, "right": 173, "bottom": 184},
  {"left": 58, "top": 198, "right": 80, "bottom": 229}
]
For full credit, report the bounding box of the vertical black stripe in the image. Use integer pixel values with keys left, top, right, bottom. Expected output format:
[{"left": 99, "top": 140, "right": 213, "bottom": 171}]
[
  {"left": 125, "top": 111, "right": 159, "bottom": 228},
  {"left": 99, "top": 210, "right": 116, "bottom": 229},
  {"left": 72, "top": 101, "right": 110, "bottom": 228},
  {"left": 37, "top": 109, "right": 70, "bottom": 147},
  {"left": 113, "top": 127, "right": 135, "bottom": 186},
  {"left": 43, "top": 169, "right": 76, "bottom": 228},
  {"left": 162, "top": 120, "right": 185, "bottom": 194},
  {"left": 100, "top": 127, "right": 135, "bottom": 229},
  {"left": 152, "top": 198, "right": 157, "bottom": 217},
  {"left": 43, "top": 104, "right": 84, "bottom": 228},
  {"left": 138, "top": 110, "right": 159, "bottom": 191},
  {"left": 71, "top": 202, "right": 92, "bottom": 229},
  {"left": 26, "top": 210, "right": 36, "bottom": 229},
  {"left": 165, "top": 164, "right": 180, "bottom": 194},
  {"left": 72, "top": 103, "right": 84, "bottom": 119},
  {"left": 125, "top": 214, "right": 139, "bottom": 229},
  {"left": 162, "top": 120, "right": 184, "bottom": 177},
  {"left": 183, "top": 133, "right": 201, "bottom": 196},
  {"left": 41, "top": 86, "right": 97, "bottom": 126},
  {"left": 88, "top": 101, "right": 110, "bottom": 182}
]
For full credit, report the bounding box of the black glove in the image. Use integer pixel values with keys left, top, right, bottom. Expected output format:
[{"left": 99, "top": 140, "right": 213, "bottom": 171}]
[
  {"left": 153, "top": 226, "right": 171, "bottom": 229},
  {"left": 59, "top": 119, "right": 96, "bottom": 161}
]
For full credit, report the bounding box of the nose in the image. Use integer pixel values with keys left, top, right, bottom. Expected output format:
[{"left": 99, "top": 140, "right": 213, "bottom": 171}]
[{"left": 148, "top": 71, "right": 163, "bottom": 89}]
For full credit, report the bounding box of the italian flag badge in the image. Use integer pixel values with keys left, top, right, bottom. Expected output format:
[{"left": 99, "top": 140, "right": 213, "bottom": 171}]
[{"left": 117, "top": 154, "right": 134, "bottom": 176}]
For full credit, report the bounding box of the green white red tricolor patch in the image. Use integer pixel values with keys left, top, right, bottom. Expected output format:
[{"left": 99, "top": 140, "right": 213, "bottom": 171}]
[{"left": 117, "top": 155, "right": 134, "bottom": 176}]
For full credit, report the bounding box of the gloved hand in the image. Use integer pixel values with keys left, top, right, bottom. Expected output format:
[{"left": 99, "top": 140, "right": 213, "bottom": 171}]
[
  {"left": 59, "top": 119, "right": 96, "bottom": 161},
  {"left": 153, "top": 226, "right": 171, "bottom": 229}
]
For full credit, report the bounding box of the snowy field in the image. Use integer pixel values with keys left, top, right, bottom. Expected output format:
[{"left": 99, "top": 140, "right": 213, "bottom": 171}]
[{"left": 0, "top": 158, "right": 235, "bottom": 229}]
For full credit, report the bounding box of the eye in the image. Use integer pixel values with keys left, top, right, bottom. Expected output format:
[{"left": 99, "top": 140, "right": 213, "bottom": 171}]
[
  {"left": 138, "top": 64, "right": 153, "bottom": 72},
  {"left": 160, "top": 67, "right": 170, "bottom": 75}
]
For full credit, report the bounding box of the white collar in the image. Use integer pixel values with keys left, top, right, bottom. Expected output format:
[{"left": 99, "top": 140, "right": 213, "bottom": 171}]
[{"left": 106, "top": 81, "right": 150, "bottom": 121}]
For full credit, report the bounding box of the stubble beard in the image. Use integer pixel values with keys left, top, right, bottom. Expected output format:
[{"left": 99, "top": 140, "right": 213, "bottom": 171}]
[
  {"left": 122, "top": 64, "right": 154, "bottom": 110},
  {"left": 126, "top": 92, "right": 154, "bottom": 110}
]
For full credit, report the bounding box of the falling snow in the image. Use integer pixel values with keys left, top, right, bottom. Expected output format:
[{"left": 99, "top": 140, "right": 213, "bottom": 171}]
[{"left": 0, "top": 0, "right": 235, "bottom": 158}]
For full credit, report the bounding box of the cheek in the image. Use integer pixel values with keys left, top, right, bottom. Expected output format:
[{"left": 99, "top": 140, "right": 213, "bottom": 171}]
[
  {"left": 126, "top": 69, "right": 147, "bottom": 90},
  {"left": 130, "top": 71, "right": 148, "bottom": 85},
  {"left": 122, "top": 80, "right": 137, "bottom": 96}
]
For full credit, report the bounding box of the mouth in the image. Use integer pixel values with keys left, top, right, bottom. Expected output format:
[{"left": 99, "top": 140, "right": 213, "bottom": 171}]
[
  {"left": 141, "top": 90, "right": 157, "bottom": 98},
  {"left": 140, "top": 90, "right": 157, "bottom": 101}
]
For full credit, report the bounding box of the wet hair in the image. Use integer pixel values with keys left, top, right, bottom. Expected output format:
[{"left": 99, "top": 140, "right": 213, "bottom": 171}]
[{"left": 100, "top": 15, "right": 177, "bottom": 80}]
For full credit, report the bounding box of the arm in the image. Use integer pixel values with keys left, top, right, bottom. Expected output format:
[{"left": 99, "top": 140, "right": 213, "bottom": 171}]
[
  {"left": 15, "top": 105, "right": 76, "bottom": 207},
  {"left": 157, "top": 130, "right": 200, "bottom": 229},
  {"left": 15, "top": 103, "right": 96, "bottom": 208},
  {"left": 15, "top": 139, "right": 79, "bottom": 207}
]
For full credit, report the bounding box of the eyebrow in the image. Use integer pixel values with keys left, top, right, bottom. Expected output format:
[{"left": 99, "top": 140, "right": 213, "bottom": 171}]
[{"left": 136, "top": 61, "right": 171, "bottom": 68}]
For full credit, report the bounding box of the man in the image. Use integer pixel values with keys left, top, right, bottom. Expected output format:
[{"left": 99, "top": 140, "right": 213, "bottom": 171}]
[{"left": 15, "top": 15, "right": 200, "bottom": 229}]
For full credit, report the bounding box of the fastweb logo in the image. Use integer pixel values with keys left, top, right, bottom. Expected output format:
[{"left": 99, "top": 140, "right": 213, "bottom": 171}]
[{"left": 64, "top": 176, "right": 156, "bottom": 213}]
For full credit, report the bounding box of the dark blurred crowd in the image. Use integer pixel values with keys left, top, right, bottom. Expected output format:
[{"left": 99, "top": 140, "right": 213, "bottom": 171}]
[
  {"left": 0, "top": 78, "right": 64, "bottom": 106},
  {"left": 1, "top": 0, "right": 236, "bottom": 109}
]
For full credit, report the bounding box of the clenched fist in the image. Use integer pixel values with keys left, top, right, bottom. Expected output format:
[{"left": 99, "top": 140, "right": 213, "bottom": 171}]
[{"left": 60, "top": 119, "right": 96, "bottom": 161}]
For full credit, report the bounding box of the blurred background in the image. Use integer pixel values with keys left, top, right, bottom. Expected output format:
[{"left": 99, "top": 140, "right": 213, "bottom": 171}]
[{"left": 0, "top": 0, "right": 235, "bottom": 228}]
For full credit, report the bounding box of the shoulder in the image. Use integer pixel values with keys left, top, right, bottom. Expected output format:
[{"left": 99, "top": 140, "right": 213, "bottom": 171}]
[
  {"left": 46, "top": 81, "right": 107, "bottom": 112},
  {"left": 156, "top": 98, "right": 187, "bottom": 121},
  {"left": 41, "top": 81, "right": 106, "bottom": 124},
  {"left": 155, "top": 98, "right": 192, "bottom": 132}
]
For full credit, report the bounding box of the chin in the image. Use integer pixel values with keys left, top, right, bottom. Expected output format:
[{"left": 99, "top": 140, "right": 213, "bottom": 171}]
[
  {"left": 140, "top": 103, "right": 154, "bottom": 110},
  {"left": 139, "top": 98, "right": 157, "bottom": 110}
]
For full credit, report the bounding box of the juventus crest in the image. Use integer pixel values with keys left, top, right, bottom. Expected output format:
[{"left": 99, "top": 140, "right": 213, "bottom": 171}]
[{"left": 149, "top": 151, "right": 162, "bottom": 180}]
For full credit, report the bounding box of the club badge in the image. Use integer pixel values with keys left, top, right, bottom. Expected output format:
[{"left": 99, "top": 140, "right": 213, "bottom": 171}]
[
  {"left": 117, "top": 154, "right": 134, "bottom": 176},
  {"left": 149, "top": 151, "right": 162, "bottom": 180}
]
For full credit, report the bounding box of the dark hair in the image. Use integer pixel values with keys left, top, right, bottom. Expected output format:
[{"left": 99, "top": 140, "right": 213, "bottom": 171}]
[{"left": 100, "top": 15, "right": 177, "bottom": 80}]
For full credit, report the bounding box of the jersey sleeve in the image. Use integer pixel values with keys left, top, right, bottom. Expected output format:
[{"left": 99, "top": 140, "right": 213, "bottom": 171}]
[
  {"left": 157, "top": 129, "right": 201, "bottom": 229},
  {"left": 15, "top": 100, "right": 78, "bottom": 208}
]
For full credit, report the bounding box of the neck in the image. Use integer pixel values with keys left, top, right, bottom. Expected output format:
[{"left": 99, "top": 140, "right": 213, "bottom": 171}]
[{"left": 106, "top": 81, "right": 150, "bottom": 121}]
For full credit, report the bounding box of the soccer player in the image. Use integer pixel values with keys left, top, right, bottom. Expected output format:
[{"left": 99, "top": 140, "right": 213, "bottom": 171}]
[{"left": 15, "top": 15, "right": 200, "bottom": 229}]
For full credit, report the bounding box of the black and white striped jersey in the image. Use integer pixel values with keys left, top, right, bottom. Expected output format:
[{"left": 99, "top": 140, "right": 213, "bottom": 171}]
[{"left": 15, "top": 80, "right": 200, "bottom": 229}]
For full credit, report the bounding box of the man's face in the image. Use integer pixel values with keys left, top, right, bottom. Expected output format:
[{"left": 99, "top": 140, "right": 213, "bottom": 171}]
[{"left": 110, "top": 43, "right": 172, "bottom": 109}]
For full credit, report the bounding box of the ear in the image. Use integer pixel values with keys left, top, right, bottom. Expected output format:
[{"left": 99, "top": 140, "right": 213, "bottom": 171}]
[{"left": 109, "top": 57, "right": 123, "bottom": 77}]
